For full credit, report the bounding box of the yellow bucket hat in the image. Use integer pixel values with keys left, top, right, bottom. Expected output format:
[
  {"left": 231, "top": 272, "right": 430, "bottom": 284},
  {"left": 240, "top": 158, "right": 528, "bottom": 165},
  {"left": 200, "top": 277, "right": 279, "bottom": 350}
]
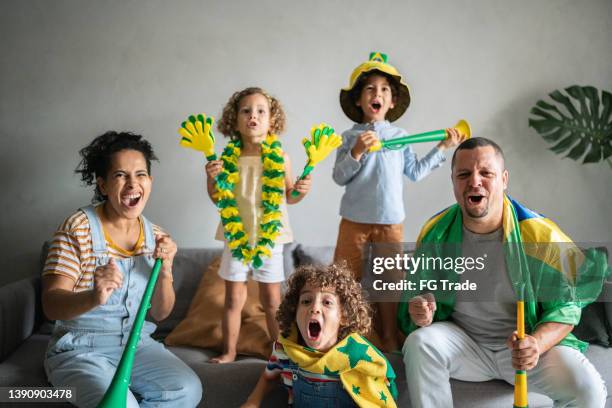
[{"left": 340, "top": 52, "right": 411, "bottom": 123}]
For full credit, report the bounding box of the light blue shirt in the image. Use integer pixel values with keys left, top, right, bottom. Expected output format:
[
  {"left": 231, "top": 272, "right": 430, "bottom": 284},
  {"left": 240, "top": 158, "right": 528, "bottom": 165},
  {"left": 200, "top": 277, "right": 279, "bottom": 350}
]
[{"left": 332, "top": 121, "right": 446, "bottom": 224}]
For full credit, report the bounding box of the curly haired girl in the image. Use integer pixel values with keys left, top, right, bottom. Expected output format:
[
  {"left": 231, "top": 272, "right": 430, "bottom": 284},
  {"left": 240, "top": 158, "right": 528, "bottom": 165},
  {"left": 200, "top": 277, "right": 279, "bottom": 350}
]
[
  {"left": 205, "top": 87, "right": 312, "bottom": 363},
  {"left": 242, "top": 263, "right": 398, "bottom": 408}
]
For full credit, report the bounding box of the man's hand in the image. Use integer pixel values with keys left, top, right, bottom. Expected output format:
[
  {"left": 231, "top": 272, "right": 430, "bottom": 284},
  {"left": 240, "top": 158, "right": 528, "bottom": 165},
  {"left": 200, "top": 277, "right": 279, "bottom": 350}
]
[
  {"left": 93, "top": 258, "right": 123, "bottom": 306},
  {"left": 351, "top": 131, "right": 379, "bottom": 161},
  {"left": 408, "top": 293, "right": 436, "bottom": 327},
  {"left": 506, "top": 331, "right": 540, "bottom": 370}
]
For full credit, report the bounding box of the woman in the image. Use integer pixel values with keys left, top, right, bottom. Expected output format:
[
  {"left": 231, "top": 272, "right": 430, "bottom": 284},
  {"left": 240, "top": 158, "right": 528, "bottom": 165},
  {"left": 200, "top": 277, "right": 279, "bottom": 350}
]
[{"left": 42, "top": 131, "right": 202, "bottom": 407}]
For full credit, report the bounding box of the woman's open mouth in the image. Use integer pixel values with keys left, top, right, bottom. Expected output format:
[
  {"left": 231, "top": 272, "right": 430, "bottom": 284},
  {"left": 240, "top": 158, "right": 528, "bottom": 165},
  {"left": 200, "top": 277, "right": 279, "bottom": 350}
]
[
  {"left": 121, "top": 193, "right": 142, "bottom": 208},
  {"left": 307, "top": 320, "right": 321, "bottom": 340}
]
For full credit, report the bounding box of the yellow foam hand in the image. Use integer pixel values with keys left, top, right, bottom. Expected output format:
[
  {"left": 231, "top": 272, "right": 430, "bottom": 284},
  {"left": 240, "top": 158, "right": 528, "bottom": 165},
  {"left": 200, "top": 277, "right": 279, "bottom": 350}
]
[
  {"left": 304, "top": 123, "right": 343, "bottom": 167},
  {"left": 291, "top": 122, "right": 342, "bottom": 198},
  {"left": 178, "top": 114, "right": 217, "bottom": 160}
]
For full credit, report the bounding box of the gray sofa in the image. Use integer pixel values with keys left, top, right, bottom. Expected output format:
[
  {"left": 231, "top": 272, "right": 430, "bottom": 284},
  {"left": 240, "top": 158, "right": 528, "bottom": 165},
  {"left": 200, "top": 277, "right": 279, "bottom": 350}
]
[{"left": 1, "top": 244, "right": 610, "bottom": 407}]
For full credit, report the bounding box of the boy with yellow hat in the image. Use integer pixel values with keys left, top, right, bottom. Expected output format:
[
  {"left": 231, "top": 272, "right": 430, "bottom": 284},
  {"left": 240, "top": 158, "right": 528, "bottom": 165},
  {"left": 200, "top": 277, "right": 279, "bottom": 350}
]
[{"left": 333, "top": 52, "right": 465, "bottom": 352}]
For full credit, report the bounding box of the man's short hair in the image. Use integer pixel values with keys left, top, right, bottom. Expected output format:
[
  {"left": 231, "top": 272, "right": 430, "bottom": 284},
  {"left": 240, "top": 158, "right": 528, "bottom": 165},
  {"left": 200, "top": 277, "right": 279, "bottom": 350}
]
[{"left": 451, "top": 137, "right": 505, "bottom": 170}]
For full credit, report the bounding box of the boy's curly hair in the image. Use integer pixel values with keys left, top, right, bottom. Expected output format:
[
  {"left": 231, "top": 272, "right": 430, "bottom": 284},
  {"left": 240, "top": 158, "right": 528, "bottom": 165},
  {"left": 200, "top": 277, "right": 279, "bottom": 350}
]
[
  {"left": 217, "top": 87, "right": 286, "bottom": 140},
  {"left": 277, "top": 263, "right": 371, "bottom": 341}
]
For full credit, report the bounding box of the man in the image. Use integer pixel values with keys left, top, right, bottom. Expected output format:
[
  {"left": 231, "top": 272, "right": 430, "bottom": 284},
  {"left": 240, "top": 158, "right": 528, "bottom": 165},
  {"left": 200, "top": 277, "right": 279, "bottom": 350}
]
[{"left": 398, "top": 137, "right": 607, "bottom": 407}]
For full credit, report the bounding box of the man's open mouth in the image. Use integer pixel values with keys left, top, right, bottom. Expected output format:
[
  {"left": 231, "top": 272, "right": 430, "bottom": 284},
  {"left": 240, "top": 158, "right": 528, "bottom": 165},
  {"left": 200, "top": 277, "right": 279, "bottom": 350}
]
[
  {"left": 121, "top": 193, "right": 142, "bottom": 208},
  {"left": 370, "top": 102, "right": 382, "bottom": 112},
  {"left": 307, "top": 320, "right": 321, "bottom": 340},
  {"left": 467, "top": 194, "right": 485, "bottom": 204}
]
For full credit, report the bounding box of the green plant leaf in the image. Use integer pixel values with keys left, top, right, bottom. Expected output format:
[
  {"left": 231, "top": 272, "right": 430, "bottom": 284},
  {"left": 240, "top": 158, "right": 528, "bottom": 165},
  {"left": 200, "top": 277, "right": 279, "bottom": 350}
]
[
  {"left": 566, "top": 86, "right": 591, "bottom": 128},
  {"left": 582, "top": 86, "right": 600, "bottom": 124},
  {"left": 549, "top": 90, "right": 581, "bottom": 119},
  {"left": 529, "top": 85, "right": 612, "bottom": 168},
  {"left": 601, "top": 91, "right": 612, "bottom": 129},
  {"left": 566, "top": 137, "right": 589, "bottom": 160},
  {"left": 531, "top": 106, "right": 561, "bottom": 122},
  {"left": 550, "top": 134, "right": 578, "bottom": 154},
  {"left": 541, "top": 128, "right": 569, "bottom": 143},
  {"left": 583, "top": 141, "right": 602, "bottom": 163},
  {"left": 528, "top": 118, "right": 559, "bottom": 134},
  {"left": 536, "top": 100, "right": 569, "bottom": 120}
]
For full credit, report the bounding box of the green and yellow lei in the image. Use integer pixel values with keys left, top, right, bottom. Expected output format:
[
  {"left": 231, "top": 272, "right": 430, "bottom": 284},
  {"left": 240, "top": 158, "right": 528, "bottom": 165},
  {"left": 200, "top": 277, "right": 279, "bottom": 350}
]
[{"left": 213, "top": 134, "right": 285, "bottom": 268}]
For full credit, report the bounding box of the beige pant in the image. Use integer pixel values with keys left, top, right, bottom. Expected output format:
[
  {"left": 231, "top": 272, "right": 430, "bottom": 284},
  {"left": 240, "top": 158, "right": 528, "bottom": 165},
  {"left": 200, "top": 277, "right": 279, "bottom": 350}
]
[
  {"left": 403, "top": 321, "right": 607, "bottom": 408},
  {"left": 334, "top": 218, "right": 404, "bottom": 280}
]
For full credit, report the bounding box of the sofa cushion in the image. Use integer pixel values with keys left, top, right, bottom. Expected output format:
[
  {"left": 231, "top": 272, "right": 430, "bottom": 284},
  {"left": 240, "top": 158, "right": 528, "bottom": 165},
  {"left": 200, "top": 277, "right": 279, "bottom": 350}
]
[
  {"left": 573, "top": 302, "right": 610, "bottom": 346},
  {"left": 167, "top": 346, "right": 287, "bottom": 407},
  {"left": 292, "top": 244, "right": 335, "bottom": 267},
  {"left": 573, "top": 280, "right": 612, "bottom": 347},
  {"left": 164, "top": 258, "right": 272, "bottom": 359},
  {"left": 282, "top": 242, "right": 298, "bottom": 278},
  {"left": 0, "top": 277, "right": 41, "bottom": 361},
  {"left": 0, "top": 334, "right": 49, "bottom": 386},
  {"left": 154, "top": 248, "right": 224, "bottom": 338}
]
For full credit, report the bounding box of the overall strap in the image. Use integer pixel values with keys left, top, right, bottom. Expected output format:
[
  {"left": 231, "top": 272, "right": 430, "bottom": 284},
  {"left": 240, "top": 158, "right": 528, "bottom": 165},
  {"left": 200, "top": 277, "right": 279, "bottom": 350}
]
[
  {"left": 140, "top": 213, "right": 156, "bottom": 255},
  {"left": 80, "top": 204, "right": 107, "bottom": 255}
]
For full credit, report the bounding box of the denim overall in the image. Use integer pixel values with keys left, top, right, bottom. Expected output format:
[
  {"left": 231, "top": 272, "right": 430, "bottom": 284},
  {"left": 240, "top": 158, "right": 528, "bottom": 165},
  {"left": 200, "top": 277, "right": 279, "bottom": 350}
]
[
  {"left": 44, "top": 205, "right": 201, "bottom": 408},
  {"left": 287, "top": 361, "right": 358, "bottom": 408}
]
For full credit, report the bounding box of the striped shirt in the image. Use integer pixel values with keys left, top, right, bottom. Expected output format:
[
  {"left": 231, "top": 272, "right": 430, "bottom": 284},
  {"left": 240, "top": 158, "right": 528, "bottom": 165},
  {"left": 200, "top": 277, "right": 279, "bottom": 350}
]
[
  {"left": 42, "top": 207, "right": 163, "bottom": 292},
  {"left": 265, "top": 341, "right": 339, "bottom": 405}
]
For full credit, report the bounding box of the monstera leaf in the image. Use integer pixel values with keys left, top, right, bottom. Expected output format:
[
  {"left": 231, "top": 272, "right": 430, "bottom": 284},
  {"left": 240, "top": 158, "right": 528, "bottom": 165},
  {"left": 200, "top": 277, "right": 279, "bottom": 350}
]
[{"left": 529, "top": 85, "right": 612, "bottom": 169}]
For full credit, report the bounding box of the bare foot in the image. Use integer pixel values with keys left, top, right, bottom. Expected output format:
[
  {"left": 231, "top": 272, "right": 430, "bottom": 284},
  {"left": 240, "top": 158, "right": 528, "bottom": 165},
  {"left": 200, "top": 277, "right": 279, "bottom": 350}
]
[{"left": 209, "top": 352, "right": 236, "bottom": 364}]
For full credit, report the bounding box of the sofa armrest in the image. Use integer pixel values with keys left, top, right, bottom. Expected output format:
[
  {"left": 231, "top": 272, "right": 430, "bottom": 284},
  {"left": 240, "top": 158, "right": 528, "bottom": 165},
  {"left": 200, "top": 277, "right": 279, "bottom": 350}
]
[{"left": 0, "top": 276, "right": 42, "bottom": 362}]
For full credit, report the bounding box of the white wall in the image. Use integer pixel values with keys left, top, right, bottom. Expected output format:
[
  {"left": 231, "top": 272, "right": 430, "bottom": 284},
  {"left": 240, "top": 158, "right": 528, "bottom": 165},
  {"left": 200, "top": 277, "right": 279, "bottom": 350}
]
[{"left": 1, "top": 0, "right": 611, "bottom": 286}]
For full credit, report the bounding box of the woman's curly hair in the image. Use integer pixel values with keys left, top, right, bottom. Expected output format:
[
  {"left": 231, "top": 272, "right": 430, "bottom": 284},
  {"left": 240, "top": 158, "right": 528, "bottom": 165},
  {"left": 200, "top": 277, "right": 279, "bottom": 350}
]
[
  {"left": 217, "top": 87, "right": 286, "bottom": 140},
  {"left": 75, "top": 131, "right": 158, "bottom": 203},
  {"left": 277, "top": 263, "right": 371, "bottom": 341}
]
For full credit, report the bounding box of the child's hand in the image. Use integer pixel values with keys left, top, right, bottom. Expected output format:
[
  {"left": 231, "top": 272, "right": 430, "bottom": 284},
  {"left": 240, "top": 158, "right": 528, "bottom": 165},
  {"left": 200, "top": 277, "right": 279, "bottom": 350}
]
[
  {"left": 205, "top": 159, "right": 223, "bottom": 179},
  {"left": 437, "top": 127, "right": 466, "bottom": 150},
  {"left": 351, "top": 131, "right": 379, "bottom": 161},
  {"left": 293, "top": 174, "right": 312, "bottom": 196}
]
